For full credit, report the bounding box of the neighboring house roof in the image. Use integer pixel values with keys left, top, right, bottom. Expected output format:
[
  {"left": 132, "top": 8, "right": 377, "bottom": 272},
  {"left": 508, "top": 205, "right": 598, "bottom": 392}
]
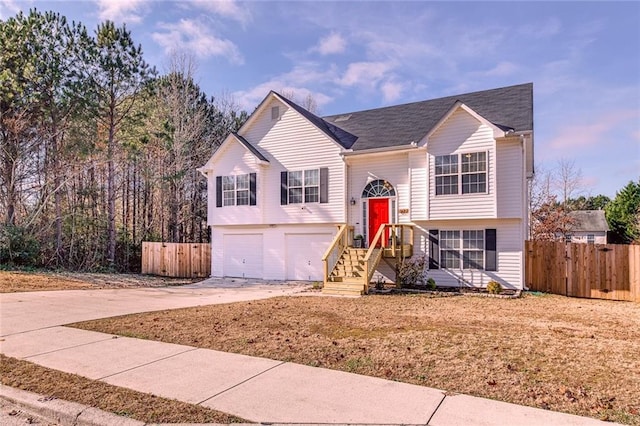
[
  {"left": 321, "top": 83, "right": 533, "bottom": 151},
  {"left": 568, "top": 210, "right": 609, "bottom": 232}
]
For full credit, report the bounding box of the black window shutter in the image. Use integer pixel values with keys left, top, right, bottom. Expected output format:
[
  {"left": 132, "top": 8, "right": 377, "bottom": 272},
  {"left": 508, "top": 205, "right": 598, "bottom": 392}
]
[
  {"left": 428, "top": 229, "right": 439, "bottom": 269},
  {"left": 280, "top": 171, "right": 288, "bottom": 205},
  {"left": 485, "top": 229, "right": 497, "bottom": 271},
  {"left": 216, "top": 176, "right": 222, "bottom": 208},
  {"left": 249, "top": 173, "right": 257, "bottom": 206},
  {"left": 320, "top": 167, "right": 329, "bottom": 204}
]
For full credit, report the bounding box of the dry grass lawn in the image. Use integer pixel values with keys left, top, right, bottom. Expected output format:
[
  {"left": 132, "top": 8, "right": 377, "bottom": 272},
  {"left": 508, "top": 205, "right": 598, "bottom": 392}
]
[
  {"left": 0, "top": 355, "right": 246, "bottom": 423},
  {"left": 0, "top": 270, "right": 200, "bottom": 293},
  {"left": 73, "top": 293, "right": 640, "bottom": 425}
]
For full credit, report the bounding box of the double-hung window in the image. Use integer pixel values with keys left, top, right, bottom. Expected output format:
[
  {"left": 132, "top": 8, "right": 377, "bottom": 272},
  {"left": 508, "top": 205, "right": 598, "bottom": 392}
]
[
  {"left": 438, "top": 230, "right": 485, "bottom": 270},
  {"left": 440, "top": 230, "right": 461, "bottom": 268},
  {"left": 235, "top": 174, "right": 250, "bottom": 205},
  {"left": 461, "top": 152, "right": 487, "bottom": 194},
  {"left": 222, "top": 176, "right": 237, "bottom": 206},
  {"left": 435, "top": 155, "right": 458, "bottom": 195},
  {"left": 216, "top": 173, "right": 256, "bottom": 207},
  {"left": 282, "top": 168, "right": 325, "bottom": 204},
  {"left": 462, "top": 230, "right": 484, "bottom": 269},
  {"left": 435, "top": 152, "right": 487, "bottom": 195}
]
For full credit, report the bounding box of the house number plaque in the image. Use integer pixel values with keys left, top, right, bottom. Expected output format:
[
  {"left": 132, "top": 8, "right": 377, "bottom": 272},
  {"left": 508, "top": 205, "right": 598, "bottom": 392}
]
[{"left": 399, "top": 208, "right": 409, "bottom": 214}]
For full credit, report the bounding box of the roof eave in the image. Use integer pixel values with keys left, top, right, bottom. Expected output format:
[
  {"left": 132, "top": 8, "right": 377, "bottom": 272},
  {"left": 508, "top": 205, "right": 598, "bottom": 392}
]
[{"left": 342, "top": 143, "right": 421, "bottom": 158}]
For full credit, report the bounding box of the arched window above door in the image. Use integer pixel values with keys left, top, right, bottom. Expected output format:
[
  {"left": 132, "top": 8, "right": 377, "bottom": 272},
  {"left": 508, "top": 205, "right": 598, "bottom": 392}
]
[{"left": 361, "top": 179, "right": 395, "bottom": 198}]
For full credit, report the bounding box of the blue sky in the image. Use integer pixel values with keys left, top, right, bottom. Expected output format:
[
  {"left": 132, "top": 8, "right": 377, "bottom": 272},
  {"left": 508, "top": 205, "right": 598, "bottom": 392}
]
[{"left": 2, "top": 1, "right": 639, "bottom": 199}]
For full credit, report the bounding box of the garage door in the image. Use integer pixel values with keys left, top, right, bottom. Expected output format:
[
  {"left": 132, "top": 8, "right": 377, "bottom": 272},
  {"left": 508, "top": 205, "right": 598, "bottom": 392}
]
[
  {"left": 223, "top": 234, "right": 263, "bottom": 278},
  {"left": 286, "top": 233, "right": 331, "bottom": 281}
]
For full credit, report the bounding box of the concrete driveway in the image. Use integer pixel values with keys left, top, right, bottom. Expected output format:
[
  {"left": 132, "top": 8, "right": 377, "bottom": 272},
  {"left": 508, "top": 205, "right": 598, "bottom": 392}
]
[{"left": 0, "top": 280, "right": 614, "bottom": 425}]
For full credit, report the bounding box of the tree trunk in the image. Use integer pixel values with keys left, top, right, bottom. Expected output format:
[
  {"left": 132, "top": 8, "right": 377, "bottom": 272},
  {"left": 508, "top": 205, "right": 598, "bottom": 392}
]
[{"left": 107, "top": 99, "right": 116, "bottom": 267}]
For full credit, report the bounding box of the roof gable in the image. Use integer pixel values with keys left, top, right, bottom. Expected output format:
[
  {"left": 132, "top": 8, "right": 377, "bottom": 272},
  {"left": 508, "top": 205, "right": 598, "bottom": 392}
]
[
  {"left": 271, "top": 92, "right": 358, "bottom": 149},
  {"left": 236, "top": 91, "right": 357, "bottom": 150},
  {"left": 199, "top": 133, "right": 268, "bottom": 172},
  {"left": 421, "top": 101, "right": 506, "bottom": 146}
]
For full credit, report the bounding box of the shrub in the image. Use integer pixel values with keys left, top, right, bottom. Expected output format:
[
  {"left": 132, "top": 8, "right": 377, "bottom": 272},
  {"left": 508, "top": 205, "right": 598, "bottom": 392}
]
[
  {"left": 487, "top": 280, "right": 503, "bottom": 294},
  {"left": 426, "top": 277, "right": 437, "bottom": 291},
  {"left": 0, "top": 225, "right": 40, "bottom": 266},
  {"left": 397, "top": 255, "right": 428, "bottom": 287}
]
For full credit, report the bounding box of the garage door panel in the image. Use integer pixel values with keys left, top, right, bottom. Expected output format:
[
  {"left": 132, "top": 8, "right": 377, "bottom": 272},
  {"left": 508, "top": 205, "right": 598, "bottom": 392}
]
[
  {"left": 286, "top": 234, "right": 331, "bottom": 281},
  {"left": 223, "top": 234, "right": 263, "bottom": 278}
]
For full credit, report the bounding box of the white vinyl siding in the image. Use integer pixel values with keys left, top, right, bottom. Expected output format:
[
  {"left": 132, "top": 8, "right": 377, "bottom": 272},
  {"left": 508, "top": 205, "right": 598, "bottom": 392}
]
[
  {"left": 242, "top": 99, "right": 346, "bottom": 224},
  {"left": 496, "top": 137, "right": 524, "bottom": 218},
  {"left": 409, "top": 151, "right": 427, "bottom": 221},
  {"left": 347, "top": 152, "right": 409, "bottom": 237},
  {"left": 428, "top": 107, "right": 496, "bottom": 220},
  {"left": 409, "top": 220, "right": 524, "bottom": 289},
  {"left": 206, "top": 141, "right": 263, "bottom": 226}
]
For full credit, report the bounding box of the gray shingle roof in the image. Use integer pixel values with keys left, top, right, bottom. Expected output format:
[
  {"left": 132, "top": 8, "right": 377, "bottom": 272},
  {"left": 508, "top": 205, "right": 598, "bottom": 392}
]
[
  {"left": 568, "top": 210, "right": 609, "bottom": 232},
  {"left": 233, "top": 133, "right": 269, "bottom": 162},
  {"left": 322, "top": 83, "right": 533, "bottom": 151}
]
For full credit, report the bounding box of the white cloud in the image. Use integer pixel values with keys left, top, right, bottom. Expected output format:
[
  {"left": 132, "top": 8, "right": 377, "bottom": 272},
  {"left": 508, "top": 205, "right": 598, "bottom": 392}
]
[
  {"left": 190, "top": 0, "right": 251, "bottom": 25},
  {"left": 231, "top": 64, "right": 337, "bottom": 111},
  {"left": 315, "top": 32, "right": 347, "bottom": 55},
  {"left": 380, "top": 80, "right": 404, "bottom": 103},
  {"left": 338, "top": 61, "right": 395, "bottom": 87},
  {"left": 548, "top": 110, "right": 639, "bottom": 150},
  {"left": 152, "top": 19, "right": 243, "bottom": 64},
  {"left": 96, "top": 0, "right": 148, "bottom": 24}
]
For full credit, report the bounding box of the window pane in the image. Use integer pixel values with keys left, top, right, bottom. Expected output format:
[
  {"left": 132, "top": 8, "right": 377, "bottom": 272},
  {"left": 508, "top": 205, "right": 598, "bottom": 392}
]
[
  {"left": 461, "top": 152, "right": 486, "bottom": 173},
  {"left": 236, "top": 189, "right": 249, "bottom": 205},
  {"left": 463, "top": 250, "right": 484, "bottom": 269},
  {"left": 441, "top": 250, "right": 460, "bottom": 269},
  {"left": 436, "top": 175, "right": 458, "bottom": 195},
  {"left": 222, "top": 176, "right": 235, "bottom": 191},
  {"left": 440, "top": 230, "right": 460, "bottom": 249},
  {"left": 462, "top": 173, "right": 486, "bottom": 194},
  {"left": 304, "top": 169, "right": 319, "bottom": 186},
  {"left": 223, "top": 191, "right": 235, "bottom": 206},
  {"left": 435, "top": 154, "right": 458, "bottom": 175},
  {"left": 463, "top": 230, "right": 484, "bottom": 249},
  {"left": 289, "top": 187, "right": 302, "bottom": 204},
  {"left": 304, "top": 186, "right": 319, "bottom": 203},
  {"left": 288, "top": 171, "right": 302, "bottom": 187},
  {"left": 236, "top": 174, "right": 249, "bottom": 190}
]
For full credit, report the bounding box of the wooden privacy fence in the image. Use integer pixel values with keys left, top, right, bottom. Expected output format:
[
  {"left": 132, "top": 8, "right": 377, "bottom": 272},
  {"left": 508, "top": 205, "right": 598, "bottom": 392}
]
[
  {"left": 525, "top": 240, "right": 640, "bottom": 302},
  {"left": 141, "top": 242, "right": 211, "bottom": 278}
]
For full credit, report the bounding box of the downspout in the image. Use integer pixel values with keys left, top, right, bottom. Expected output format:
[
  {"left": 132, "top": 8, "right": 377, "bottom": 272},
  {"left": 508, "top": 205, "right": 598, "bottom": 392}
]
[{"left": 520, "top": 134, "right": 530, "bottom": 291}]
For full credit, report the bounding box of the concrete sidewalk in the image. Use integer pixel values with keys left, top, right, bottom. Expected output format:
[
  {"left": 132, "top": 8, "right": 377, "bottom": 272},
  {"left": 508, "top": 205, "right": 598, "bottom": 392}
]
[{"left": 0, "top": 281, "right": 614, "bottom": 425}]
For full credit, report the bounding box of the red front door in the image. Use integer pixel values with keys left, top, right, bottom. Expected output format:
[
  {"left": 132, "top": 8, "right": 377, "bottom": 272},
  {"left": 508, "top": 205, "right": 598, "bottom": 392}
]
[{"left": 368, "top": 198, "right": 389, "bottom": 247}]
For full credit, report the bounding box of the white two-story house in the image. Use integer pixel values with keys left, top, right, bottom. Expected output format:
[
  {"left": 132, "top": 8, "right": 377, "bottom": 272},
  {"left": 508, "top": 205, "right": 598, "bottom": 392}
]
[{"left": 199, "top": 83, "right": 534, "bottom": 294}]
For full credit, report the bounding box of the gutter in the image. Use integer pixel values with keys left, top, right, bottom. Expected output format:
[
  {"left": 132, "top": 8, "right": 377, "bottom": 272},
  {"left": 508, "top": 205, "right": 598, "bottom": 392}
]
[{"left": 341, "top": 142, "right": 421, "bottom": 158}]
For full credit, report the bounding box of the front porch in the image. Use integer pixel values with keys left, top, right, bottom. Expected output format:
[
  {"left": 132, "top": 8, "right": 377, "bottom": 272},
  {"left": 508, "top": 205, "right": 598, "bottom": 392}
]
[{"left": 322, "top": 224, "right": 414, "bottom": 296}]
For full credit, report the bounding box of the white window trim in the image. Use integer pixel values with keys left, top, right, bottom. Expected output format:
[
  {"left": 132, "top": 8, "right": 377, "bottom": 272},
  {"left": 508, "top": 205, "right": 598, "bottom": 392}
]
[
  {"left": 222, "top": 174, "right": 250, "bottom": 207},
  {"left": 439, "top": 229, "right": 485, "bottom": 270},
  {"left": 288, "top": 168, "right": 319, "bottom": 204},
  {"left": 435, "top": 151, "right": 488, "bottom": 196}
]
